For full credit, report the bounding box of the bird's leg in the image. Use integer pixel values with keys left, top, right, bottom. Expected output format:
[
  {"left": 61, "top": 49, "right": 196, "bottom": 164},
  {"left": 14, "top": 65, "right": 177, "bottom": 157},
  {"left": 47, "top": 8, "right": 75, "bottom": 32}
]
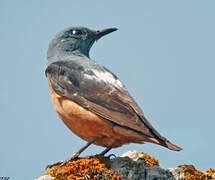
[
  {"left": 99, "top": 147, "right": 112, "bottom": 156},
  {"left": 46, "top": 137, "right": 99, "bottom": 169},
  {"left": 99, "top": 147, "right": 116, "bottom": 158},
  {"left": 71, "top": 137, "right": 99, "bottom": 159},
  {"left": 88, "top": 147, "right": 113, "bottom": 159}
]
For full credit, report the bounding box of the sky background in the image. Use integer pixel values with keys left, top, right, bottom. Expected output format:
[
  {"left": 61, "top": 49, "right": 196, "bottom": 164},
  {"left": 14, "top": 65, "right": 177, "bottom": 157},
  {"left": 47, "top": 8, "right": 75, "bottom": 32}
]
[{"left": 1, "top": 1, "right": 215, "bottom": 179}]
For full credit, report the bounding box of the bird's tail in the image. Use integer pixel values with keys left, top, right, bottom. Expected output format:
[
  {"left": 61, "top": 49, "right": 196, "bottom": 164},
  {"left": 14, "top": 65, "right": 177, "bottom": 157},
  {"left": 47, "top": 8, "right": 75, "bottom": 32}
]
[
  {"left": 148, "top": 137, "right": 183, "bottom": 151},
  {"left": 164, "top": 140, "right": 183, "bottom": 151}
]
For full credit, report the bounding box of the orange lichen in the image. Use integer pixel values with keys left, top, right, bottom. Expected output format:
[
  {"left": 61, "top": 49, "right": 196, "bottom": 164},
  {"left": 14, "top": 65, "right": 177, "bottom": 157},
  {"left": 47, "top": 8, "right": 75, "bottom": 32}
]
[
  {"left": 180, "top": 165, "right": 215, "bottom": 180},
  {"left": 137, "top": 152, "right": 159, "bottom": 167},
  {"left": 181, "top": 165, "right": 206, "bottom": 180},
  {"left": 44, "top": 157, "right": 122, "bottom": 180},
  {"left": 206, "top": 168, "right": 215, "bottom": 178}
]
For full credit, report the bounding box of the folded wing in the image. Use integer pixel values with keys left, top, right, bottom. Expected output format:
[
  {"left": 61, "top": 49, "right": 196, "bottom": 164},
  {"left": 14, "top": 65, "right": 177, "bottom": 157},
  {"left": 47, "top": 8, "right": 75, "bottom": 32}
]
[{"left": 45, "top": 59, "right": 182, "bottom": 151}]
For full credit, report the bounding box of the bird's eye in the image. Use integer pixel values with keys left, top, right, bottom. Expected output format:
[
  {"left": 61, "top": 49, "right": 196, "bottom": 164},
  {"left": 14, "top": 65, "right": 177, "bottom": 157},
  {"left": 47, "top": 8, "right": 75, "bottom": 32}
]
[{"left": 72, "top": 30, "right": 82, "bottom": 36}]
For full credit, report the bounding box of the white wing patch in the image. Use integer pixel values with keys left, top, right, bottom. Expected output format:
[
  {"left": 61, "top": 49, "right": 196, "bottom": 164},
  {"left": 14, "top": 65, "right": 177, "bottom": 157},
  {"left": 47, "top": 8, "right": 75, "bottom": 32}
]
[{"left": 91, "top": 69, "right": 124, "bottom": 88}]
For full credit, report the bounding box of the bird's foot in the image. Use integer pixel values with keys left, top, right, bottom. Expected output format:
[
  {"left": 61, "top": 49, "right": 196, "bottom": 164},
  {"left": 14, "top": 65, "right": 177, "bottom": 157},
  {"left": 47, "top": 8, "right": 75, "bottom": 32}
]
[
  {"left": 106, "top": 153, "right": 116, "bottom": 159},
  {"left": 46, "top": 153, "right": 79, "bottom": 170},
  {"left": 87, "top": 147, "right": 114, "bottom": 159},
  {"left": 88, "top": 153, "right": 116, "bottom": 159},
  {"left": 46, "top": 154, "right": 116, "bottom": 170},
  {"left": 46, "top": 137, "right": 100, "bottom": 170}
]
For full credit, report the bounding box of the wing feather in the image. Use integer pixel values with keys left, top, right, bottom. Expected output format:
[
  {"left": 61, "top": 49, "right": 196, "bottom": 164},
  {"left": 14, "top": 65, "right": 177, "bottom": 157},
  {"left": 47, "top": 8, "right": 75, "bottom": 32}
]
[{"left": 45, "top": 60, "right": 166, "bottom": 142}]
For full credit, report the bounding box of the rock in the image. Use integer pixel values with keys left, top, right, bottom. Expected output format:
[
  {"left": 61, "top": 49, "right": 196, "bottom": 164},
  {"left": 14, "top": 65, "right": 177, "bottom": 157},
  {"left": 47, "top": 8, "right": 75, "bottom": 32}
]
[
  {"left": 120, "top": 150, "right": 140, "bottom": 161},
  {"left": 34, "top": 175, "right": 54, "bottom": 180},
  {"left": 168, "top": 167, "right": 184, "bottom": 180},
  {"left": 35, "top": 151, "right": 215, "bottom": 180},
  {"left": 110, "top": 156, "right": 174, "bottom": 180},
  {"left": 120, "top": 150, "right": 159, "bottom": 167}
]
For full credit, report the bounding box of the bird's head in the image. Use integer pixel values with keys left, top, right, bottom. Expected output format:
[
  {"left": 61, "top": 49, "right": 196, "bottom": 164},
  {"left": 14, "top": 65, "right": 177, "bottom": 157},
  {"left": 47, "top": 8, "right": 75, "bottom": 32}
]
[{"left": 47, "top": 26, "right": 117, "bottom": 59}]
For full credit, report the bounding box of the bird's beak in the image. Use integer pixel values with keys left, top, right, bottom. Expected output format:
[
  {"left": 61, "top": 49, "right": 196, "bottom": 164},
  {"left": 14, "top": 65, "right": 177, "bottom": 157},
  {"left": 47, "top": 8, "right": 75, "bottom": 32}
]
[{"left": 95, "top": 27, "right": 118, "bottom": 40}]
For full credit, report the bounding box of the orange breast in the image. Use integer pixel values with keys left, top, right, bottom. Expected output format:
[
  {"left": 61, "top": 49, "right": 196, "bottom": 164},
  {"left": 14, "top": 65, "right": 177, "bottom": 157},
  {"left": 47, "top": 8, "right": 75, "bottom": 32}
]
[{"left": 48, "top": 80, "right": 145, "bottom": 147}]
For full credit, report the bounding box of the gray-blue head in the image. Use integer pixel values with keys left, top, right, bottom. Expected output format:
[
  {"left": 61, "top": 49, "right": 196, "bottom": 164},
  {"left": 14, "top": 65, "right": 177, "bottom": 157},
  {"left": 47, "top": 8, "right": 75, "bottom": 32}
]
[{"left": 47, "top": 26, "right": 117, "bottom": 61}]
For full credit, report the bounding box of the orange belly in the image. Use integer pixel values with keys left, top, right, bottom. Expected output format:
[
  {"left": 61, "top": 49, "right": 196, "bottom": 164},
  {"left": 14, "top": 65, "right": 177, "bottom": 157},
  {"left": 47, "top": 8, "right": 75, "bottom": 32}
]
[{"left": 48, "top": 80, "right": 145, "bottom": 147}]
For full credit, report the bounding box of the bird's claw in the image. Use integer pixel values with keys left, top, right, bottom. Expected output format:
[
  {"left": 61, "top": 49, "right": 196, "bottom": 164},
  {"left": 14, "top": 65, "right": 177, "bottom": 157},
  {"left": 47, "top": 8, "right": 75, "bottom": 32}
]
[
  {"left": 46, "top": 160, "right": 65, "bottom": 170},
  {"left": 88, "top": 153, "right": 115, "bottom": 159},
  {"left": 106, "top": 153, "right": 116, "bottom": 159},
  {"left": 46, "top": 155, "right": 79, "bottom": 170}
]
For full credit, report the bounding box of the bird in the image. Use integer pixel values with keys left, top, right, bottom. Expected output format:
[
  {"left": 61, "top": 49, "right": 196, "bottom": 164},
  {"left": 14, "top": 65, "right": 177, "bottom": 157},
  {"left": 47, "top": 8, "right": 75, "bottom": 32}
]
[{"left": 45, "top": 26, "right": 183, "bottom": 168}]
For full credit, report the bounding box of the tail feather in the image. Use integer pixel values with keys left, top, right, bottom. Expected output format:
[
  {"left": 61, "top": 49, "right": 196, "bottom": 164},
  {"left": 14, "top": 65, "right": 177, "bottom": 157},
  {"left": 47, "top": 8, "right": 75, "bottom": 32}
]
[
  {"left": 165, "top": 140, "right": 183, "bottom": 151},
  {"left": 148, "top": 137, "right": 183, "bottom": 151}
]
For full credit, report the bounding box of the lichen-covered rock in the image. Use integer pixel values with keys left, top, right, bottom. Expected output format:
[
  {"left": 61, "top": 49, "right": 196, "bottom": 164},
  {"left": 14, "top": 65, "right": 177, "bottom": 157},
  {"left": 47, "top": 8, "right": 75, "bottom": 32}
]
[
  {"left": 34, "top": 175, "right": 54, "bottom": 180},
  {"left": 44, "top": 157, "right": 122, "bottom": 179},
  {"left": 120, "top": 150, "right": 159, "bottom": 166},
  {"left": 35, "top": 151, "right": 215, "bottom": 180},
  {"left": 205, "top": 168, "right": 215, "bottom": 179},
  {"left": 180, "top": 165, "right": 215, "bottom": 180},
  {"left": 168, "top": 167, "right": 185, "bottom": 180},
  {"left": 40, "top": 151, "right": 174, "bottom": 180},
  {"left": 109, "top": 156, "right": 174, "bottom": 180},
  {"left": 168, "top": 166, "right": 215, "bottom": 180}
]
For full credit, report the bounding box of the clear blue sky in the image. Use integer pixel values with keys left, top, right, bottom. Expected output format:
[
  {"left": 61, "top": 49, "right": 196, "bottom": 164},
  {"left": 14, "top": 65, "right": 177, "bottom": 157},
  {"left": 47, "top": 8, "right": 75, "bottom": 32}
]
[{"left": 1, "top": 1, "right": 215, "bottom": 179}]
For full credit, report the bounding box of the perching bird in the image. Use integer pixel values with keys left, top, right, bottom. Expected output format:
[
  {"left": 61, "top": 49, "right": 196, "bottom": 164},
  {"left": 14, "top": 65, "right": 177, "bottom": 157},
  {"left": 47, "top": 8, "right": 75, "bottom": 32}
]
[{"left": 45, "top": 26, "right": 182, "bottom": 167}]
